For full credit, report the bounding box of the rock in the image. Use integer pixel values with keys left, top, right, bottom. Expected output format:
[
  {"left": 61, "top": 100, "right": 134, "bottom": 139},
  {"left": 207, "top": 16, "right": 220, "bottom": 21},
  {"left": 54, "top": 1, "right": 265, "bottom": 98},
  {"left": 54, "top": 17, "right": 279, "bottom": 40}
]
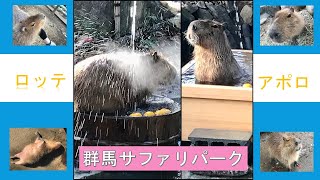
[
  {"left": 205, "top": 2, "right": 218, "bottom": 17},
  {"left": 297, "top": 9, "right": 314, "bottom": 45},
  {"left": 181, "top": 8, "right": 195, "bottom": 23},
  {"left": 242, "top": 24, "right": 252, "bottom": 49},
  {"left": 237, "top": 1, "right": 253, "bottom": 12},
  {"left": 224, "top": 29, "right": 239, "bottom": 49},
  {"left": 195, "top": 8, "right": 213, "bottom": 20},
  {"left": 168, "top": 13, "right": 181, "bottom": 29},
  {"left": 260, "top": 5, "right": 281, "bottom": 17},
  {"left": 181, "top": 8, "right": 195, "bottom": 67},
  {"left": 240, "top": 5, "right": 253, "bottom": 26},
  {"left": 159, "top": 1, "right": 180, "bottom": 15},
  {"left": 281, "top": 6, "right": 307, "bottom": 12},
  {"left": 182, "top": 3, "right": 198, "bottom": 14},
  {"left": 260, "top": 13, "right": 270, "bottom": 25},
  {"left": 152, "top": 1, "right": 175, "bottom": 20},
  {"left": 306, "top": 6, "right": 314, "bottom": 16},
  {"left": 280, "top": 5, "right": 290, "bottom": 9},
  {"left": 196, "top": 1, "right": 206, "bottom": 9}
]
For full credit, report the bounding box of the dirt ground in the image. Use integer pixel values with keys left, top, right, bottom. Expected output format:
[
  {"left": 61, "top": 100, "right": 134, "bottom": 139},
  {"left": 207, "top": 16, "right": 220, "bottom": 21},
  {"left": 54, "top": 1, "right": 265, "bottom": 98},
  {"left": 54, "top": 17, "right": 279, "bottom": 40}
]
[
  {"left": 260, "top": 132, "right": 314, "bottom": 172},
  {"left": 18, "top": 5, "right": 67, "bottom": 45},
  {"left": 10, "top": 128, "right": 67, "bottom": 170}
]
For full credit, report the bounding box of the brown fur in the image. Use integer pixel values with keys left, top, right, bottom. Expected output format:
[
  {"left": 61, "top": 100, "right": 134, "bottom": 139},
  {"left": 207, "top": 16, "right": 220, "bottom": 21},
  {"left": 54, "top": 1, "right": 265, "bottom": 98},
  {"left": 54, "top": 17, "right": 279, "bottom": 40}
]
[
  {"left": 74, "top": 51, "right": 177, "bottom": 114},
  {"left": 186, "top": 19, "right": 242, "bottom": 85},
  {"left": 265, "top": 133, "right": 302, "bottom": 171},
  {"left": 10, "top": 132, "right": 62, "bottom": 166},
  {"left": 13, "top": 6, "right": 46, "bottom": 45},
  {"left": 268, "top": 8, "right": 305, "bottom": 44}
]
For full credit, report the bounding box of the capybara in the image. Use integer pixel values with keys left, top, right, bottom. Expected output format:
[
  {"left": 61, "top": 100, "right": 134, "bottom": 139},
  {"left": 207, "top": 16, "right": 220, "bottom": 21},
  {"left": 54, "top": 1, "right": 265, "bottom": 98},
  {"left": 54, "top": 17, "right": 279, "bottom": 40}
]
[
  {"left": 10, "top": 132, "right": 62, "bottom": 166},
  {"left": 13, "top": 5, "right": 46, "bottom": 45},
  {"left": 186, "top": 19, "right": 243, "bottom": 85},
  {"left": 74, "top": 51, "right": 177, "bottom": 114},
  {"left": 268, "top": 8, "right": 305, "bottom": 44},
  {"left": 265, "top": 133, "right": 302, "bottom": 171}
]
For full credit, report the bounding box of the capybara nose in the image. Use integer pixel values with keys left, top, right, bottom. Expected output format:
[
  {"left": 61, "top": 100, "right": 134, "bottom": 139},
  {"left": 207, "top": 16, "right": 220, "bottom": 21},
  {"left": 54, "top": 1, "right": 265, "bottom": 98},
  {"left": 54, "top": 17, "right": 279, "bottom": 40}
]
[{"left": 269, "top": 31, "right": 280, "bottom": 39}]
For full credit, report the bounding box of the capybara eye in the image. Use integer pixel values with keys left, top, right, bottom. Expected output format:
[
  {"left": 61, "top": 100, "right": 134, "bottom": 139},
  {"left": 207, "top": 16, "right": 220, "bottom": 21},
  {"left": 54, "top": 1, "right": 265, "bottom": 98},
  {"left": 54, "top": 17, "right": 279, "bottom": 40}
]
[
  {"left": 192, "top": 25, "right": 197, "bottom": 31},
  {"left": 212, "top": 24, "right": 218, "bottom": 28},
  {"left": 295, "top": 141, "right": 299, "bottom": 145},
  {"left": 287, "top": 14, "right": 292, "bottom": 18}
]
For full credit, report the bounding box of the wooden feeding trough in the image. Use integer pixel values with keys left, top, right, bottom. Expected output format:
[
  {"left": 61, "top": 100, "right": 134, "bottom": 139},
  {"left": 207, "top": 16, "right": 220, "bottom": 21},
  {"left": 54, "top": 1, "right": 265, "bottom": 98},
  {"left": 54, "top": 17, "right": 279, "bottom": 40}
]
[
  {"left": 182, "top": 50, "right": 252, "bottom": 141},
  {"left": 74, "top": 97, "right": 181, "bottom": 146}
]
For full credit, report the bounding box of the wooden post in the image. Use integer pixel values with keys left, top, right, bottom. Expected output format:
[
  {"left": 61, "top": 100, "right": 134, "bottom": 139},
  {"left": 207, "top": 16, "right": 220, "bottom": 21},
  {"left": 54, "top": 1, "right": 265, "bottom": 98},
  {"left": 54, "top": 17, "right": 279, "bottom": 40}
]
[
  {"left": 53, "top": 5, "right": 59, "bottom": 13},
  {"left": 114, "top": 1, "right": 121, "bottom": 38},
  {"left": 120, "top": 1, "right": 132, "bottom": 36}
]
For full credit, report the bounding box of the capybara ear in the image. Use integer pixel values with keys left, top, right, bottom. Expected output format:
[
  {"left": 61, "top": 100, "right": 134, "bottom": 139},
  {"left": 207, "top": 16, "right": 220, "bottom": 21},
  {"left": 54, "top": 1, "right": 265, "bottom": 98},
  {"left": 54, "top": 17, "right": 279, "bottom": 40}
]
[
  {"left": 36, "top": 131, "right": 43, "bottom": 138},
  {"left": 283, "top": 136, "right": 289, "bottom": 141},
  {"left": 221, "top": 22, "right": 227, "bottom": 30},
  {"left": 287, "top": 7, "right": 295, "bottom": 17},
  {"left": 152, "top": 51, "right": 159, "bottom": 62}
]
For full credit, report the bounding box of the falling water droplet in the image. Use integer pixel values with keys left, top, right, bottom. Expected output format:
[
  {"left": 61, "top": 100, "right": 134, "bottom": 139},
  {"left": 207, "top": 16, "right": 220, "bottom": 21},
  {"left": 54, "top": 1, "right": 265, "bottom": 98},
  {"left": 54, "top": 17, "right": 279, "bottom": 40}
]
[
  {"left": 101, "top": 113, "right": 104, "bottom": 123},
  {"left": 89, "top": 111, "right": 92, "bottom": 120},
  {"left": 94, "top": 112, "right": 97, "bottom": 122}
]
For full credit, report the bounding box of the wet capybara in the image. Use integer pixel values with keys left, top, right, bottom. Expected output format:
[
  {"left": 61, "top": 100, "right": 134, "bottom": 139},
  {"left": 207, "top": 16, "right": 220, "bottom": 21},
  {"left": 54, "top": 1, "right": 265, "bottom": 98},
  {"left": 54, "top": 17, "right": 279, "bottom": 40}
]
[
  {"left": 74, "top": 51, "right": 177, "bottom": 114},
  {"left": 268, "top": 8, "right": 305, "bottom": 44},
  {"left": 186, "top": 19, "right": 243, "bottom": 86},
  {"left": 13, "top": 5, "right": 46, "bottom": 45}
]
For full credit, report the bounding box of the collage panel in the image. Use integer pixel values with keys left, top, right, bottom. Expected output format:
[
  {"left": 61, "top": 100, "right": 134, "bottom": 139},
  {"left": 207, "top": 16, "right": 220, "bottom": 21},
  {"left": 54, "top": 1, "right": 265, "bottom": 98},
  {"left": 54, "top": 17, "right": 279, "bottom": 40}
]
[
  {"left": 73, "top": 1, "right": 181, "bottom": 179},
  {"left": 1, "top": 0, "right": 320, "bottom": 180},
  {"left": 260, "top": 5, "right": 314, "bottom": 46},
  {"left": 10, "top": 128, "right": 67, "bottom": 171},
  {"left": 181, "top": 1, "right": 253, "bottom": 178},
  {"left": 260, "top": 132, "right": 314, "bottom": 172},
  {"left": 13, "top": 5, "right": 67, "bottom": 46}
]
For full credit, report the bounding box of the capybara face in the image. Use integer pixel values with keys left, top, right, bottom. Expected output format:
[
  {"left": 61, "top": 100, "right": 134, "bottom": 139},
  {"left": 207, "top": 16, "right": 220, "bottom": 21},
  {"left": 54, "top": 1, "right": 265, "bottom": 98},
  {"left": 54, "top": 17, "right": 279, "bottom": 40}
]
[
  {"left": 283, "top": 135, "right": 302, "bottom": 152},
  {"left": 186, "top": 20, "right": 225, "bottom": 48},
  {"left": 19, "top": 13, "right": 46, "bottom": 33},
  {"left": 268, "top": 8, "right": 304, "bottom": 43},
  {"left": 43, "top": 139, "right": 62, "bottom": 151},
  {"left": 148, "top": 52, "right": 177, "bottom": 86}
]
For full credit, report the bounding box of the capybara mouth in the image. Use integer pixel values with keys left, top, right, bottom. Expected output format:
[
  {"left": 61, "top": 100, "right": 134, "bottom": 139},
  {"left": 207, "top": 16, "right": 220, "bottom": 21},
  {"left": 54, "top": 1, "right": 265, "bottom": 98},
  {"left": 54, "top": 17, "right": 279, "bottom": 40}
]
[
  {"left": 269, "top": 31, "right": 284, "bottom": 43},
  {"left": 296, "top": 144, "right": 302, "bottom": 151},
  {"left": 268, "top": 26, "right": 285, "bottom": 43},
  {"left": 186, "top": 33, "right": 199, "bottom": 45}
]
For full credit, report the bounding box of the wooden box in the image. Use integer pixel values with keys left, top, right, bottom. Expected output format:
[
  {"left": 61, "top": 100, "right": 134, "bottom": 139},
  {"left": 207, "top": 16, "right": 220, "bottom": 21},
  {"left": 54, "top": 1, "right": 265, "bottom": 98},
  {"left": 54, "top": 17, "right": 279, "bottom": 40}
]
[{"left": 182, "top": 50, "right": 252, "bottom": 141}]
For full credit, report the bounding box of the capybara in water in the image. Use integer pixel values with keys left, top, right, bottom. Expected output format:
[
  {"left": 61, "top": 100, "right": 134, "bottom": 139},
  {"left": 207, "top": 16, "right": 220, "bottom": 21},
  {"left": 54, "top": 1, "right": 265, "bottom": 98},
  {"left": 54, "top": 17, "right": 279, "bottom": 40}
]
[
  {"left": 268, "top": 8, "right": 305, "bottom": 44},
  {"left": 265, "top": 133, "right": 302, "bottom": 171},
  {"left": 13, "top": 5, "right": 46, "bottom": 45},
  {"left": 74, "top": 51, "right": 177, "bottom": 114},
  {"left": 10, "top": 132, "right": 62, "bottom": 166},
  {"left": 186, "top": 19, "right": 243, "bottom": 85}
]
